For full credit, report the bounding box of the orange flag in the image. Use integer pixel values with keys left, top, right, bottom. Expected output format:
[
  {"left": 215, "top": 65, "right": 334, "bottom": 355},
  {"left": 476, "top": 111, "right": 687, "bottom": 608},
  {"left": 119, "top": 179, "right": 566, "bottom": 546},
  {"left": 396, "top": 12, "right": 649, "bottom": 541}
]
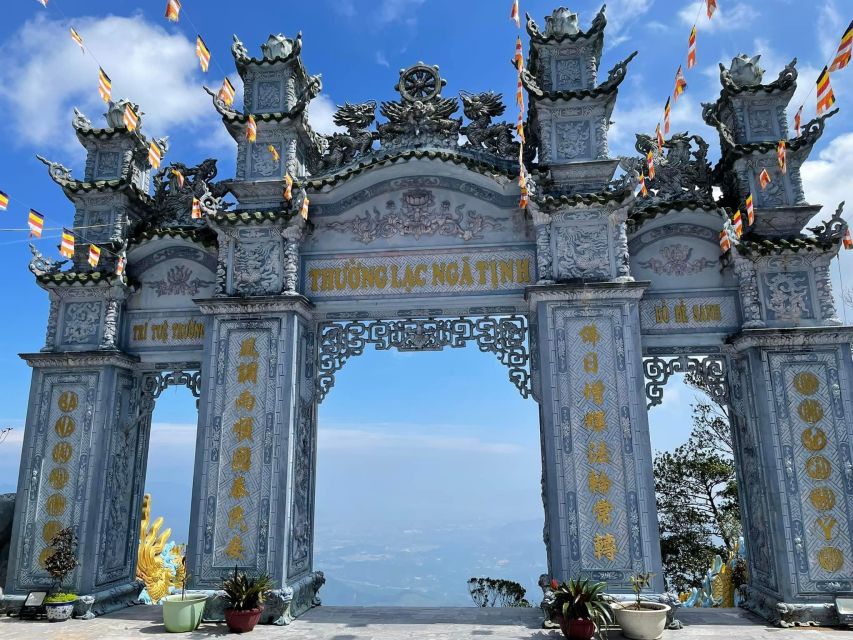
[
  {"left": 830, "top": 20, "right": 853, "bottom": 72},
  {"left": 793, "top": 105, "right": 803, "bottom": 137},
  {"left": 246, "top": 115, "right": 257, "bottom": 142},
  {"left": 646, "top": 151, "right": 655, "bottom": 180},
  {"left": 664, "top": 98, "right": 671, "bottom": 134},
  {"left": 719, "top": 229, "right": 730, "bottom": 253},
  {"left": 746, "top": 194, "right": 755, "bottom": 225},
  {"left": 687, "top": 27, "right": 697, "bottom": 69},
  {"left": 706, "top": 0, "right": 717, "bottom": 19},
  {"left": 673, "top": 66, "right": 687, "bottom": 100},
  {"left": 776, "top": 141, "right": 786, "bottom": 173},
  {"left": 758, "top": 168, "right": 771, "bottom": 190},
  {"left": 510, "top": 0, "right": 520, "bottom": 28},
  {"left": 817, "top": 67, "right": 836, "bottom": 115}
]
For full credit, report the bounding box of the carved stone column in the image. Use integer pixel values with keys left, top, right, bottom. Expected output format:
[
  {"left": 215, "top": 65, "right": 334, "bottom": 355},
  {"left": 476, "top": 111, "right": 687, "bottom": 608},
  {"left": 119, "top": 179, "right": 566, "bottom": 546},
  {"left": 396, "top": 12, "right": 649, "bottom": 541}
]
[
  {"left": 282, "top": 219, "right": 306, "bottom": 295},
  {"left": 528, "top": 283, "right": 664, "bottom": 593},
  {"left": 187, "top": 296, "right": 323, "bottom": 623},
  {"left": 729, "top": 327, "right": 853, "bottom": 626}
]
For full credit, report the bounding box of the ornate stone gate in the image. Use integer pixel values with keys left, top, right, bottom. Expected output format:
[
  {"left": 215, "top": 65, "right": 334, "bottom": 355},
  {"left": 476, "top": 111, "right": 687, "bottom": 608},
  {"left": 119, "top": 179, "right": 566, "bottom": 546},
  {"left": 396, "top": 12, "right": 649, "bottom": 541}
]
[{"left": 4, "top": 7, "right": 853, "bottom": 628}]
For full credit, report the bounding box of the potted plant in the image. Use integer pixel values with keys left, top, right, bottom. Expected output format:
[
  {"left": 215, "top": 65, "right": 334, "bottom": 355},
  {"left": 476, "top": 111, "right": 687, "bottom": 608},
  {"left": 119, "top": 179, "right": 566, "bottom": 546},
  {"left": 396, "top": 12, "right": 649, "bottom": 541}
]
[
  {"left": 162, "top": 558, "right": 208, "bottom": 632},
  {"left": 611, "top": 573, "right": 670, "bottom": 640},
  {"left": 551, "top": 578, "right": 613, "bottom": 640},
  {"left": 222, "top": 566, "right": 274, "bottom": 633},
  {"left": 43, "top": 527, "right": 79, "bottom": 622}
]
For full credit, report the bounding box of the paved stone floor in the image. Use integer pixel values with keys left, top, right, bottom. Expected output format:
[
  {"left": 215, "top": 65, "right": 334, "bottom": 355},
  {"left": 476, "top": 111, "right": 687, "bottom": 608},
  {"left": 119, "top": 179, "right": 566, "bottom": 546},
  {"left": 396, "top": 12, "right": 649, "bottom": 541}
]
[{"left": 1, "top": 606, "right": 850, "bottom": 639}]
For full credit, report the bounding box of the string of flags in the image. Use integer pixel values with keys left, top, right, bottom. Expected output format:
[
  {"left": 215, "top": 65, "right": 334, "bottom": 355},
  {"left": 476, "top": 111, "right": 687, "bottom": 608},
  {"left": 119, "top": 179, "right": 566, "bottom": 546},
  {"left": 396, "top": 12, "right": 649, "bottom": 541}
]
[
  {"left": 511, "top": 1, "right": 528, "bottom": 211},
  {"left": 793, "top": 20, "right": 851, "bottom": 130}
]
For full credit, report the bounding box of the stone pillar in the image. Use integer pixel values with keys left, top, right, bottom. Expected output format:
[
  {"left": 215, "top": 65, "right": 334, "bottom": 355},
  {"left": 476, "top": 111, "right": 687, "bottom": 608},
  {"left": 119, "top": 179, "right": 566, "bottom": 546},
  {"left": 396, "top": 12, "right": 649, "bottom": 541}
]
[
  {"left": 529, "top": 283, "right": 664, "bottom": 592},
  {"left": 187, "top": 296, "right": 322, "bottom": 623},
  {"left": 5, "top": 352, "right": 143, "bottom": 616},
  {"left": 729, "top": 327, "right": 853, "bottom": 626}
]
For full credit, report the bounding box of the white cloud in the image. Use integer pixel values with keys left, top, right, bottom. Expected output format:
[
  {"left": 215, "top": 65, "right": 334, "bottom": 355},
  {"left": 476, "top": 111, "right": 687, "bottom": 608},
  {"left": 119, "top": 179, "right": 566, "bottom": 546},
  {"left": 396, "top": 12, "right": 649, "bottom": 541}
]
[
  {"left": 817, "top": 0, "right": 846, "bottom": 61},
  {"left": 375, "top": 51, "right": 390, "bottom": 67},
  {"left": 605, "top": 0, "right": 655, "bottom": 48},
  {"left": 307, "top": 94, "right": 345, "bottom": 137},
  {"left": 0, "top": 13, "right": 224, "bottom": 156},
  {"left": 679, "top": 2, "right": 759, "bottom": 33},
  {"left": 377, "top": 0, "right": 426, "bottom": 26},
  {"left": 801, "top": 132, "right": 853, "bottom": 222}
]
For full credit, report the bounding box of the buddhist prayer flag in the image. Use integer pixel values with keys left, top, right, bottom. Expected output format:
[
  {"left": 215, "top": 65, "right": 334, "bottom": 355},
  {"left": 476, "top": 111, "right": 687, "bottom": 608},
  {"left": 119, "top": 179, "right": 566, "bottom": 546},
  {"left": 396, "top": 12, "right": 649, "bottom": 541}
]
[
  {"left": 511, "top": 0, "right": 520, "bottom": 28},
  {"left": 519, "top": 184, "right": 529, "bottom": 209},
  {"left": 123, "top": 103, "right": 139, "bottom": 131},
  {"left": 60, "top": 229, "right": 75, "bottom": 259},
  {"left": 0, "top": 191, "right": 8, "bottom": 211},
  {"left": 88, "top": 245, "right": 101, "bottom": 268},
  {"left": 638, "top": 174, "right": 648, "bottom": 197},
  {"left": 116, "top": 254, "right": 126, "bottom": 276},
  {"left": 646, "top": 151, "right": 655, "bottom": 180},
  {"left": 246, "top": 115, "right": 257, "bottom": 142},
  {"left": 746, "top": 193, "right": 755, "bottom": 225},
  {"left": 70, "top": 27, "right": 84, "bottom": 53},
  {"left": 165, "top": 0, "right": 182, "bottom": 22},
  {"left": 517, "top": 112, "right": 525, "bottom": 142},
  {"left": 794, "top": 106, "right": 803, "bottom": 137},
  {"left": 777, "top": 140, "right": 787, "bottom": 173},
  {"left": 655, "top": 123, "right": 665, "bottom": 152},
  {"left": 514, "top": 37, "right": 524, "bottom": 71},
  {"left": 719, "top": 229, "right": 730, "bottom": 253},
  {"left": 758, "top": 168, "right": 771, "bottom": 189},
  {"left": 36, "top": 0, "right": 48, "bottom": 6},
  {"left": 171, "top": 168, "right": 184, "bottom": 189},
  {"left": 830, "top": 20, "right": 853, "bottom": 72},
  {"left": 218, "top": 77, "right": 236, "bottom": 106},
  {"left": 148, "top": 140, "right": 163, "bottom": 169},
  {"left": 706, "top": 0, "right": 717, "bottom": 19},
  {"left": 98, "top": 67, "right": 112, "bottom": 103},
  {"left": 191, "top": 197, "right": 202, "bottom": 219},
  {"left": 300, "top": 196, "right": 310, "bottom": 220},
  {"left": 817, "top": 67, "right": 836, "bottom": 115},
  {"left": 732, "top": 210, "right": 743, "bottom": 238},
  {"left": 673, "top": 66, "right": 687, "bottom": 100},
  {"left": 28, "top": 210, "right": 44, "bottom": 238},
  {"left": 664, "top": 98, "right": 671, "bottom": 134},
  {"left": 268, "top": 145, "right": 280, "bottom": 162},
  {"left": 844, "top": 227, "right": 853, "bottom": 250},
  {"left": 516, "top": 75, "right": 524, "bottom": 109},
  {"left": 196, "top": 36, "right": 211, "bottom": 73},
  {"left": 284, "top": 173, "right": 293, "bottom": 201},
  {"left": 687, "top": 27, "right": 697, "bottom": 69}
]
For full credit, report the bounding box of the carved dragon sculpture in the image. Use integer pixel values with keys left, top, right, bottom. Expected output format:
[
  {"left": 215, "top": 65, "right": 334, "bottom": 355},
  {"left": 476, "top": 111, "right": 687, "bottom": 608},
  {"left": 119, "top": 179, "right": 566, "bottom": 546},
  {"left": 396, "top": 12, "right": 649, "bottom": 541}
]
[
  {"left": 377, "top": 96, "right": 461, "bottom": 141},
  {"left": 459, "top": 91, "right": 519, "bottom": 158},
  {"left": 622, "top": 132, "right": 713, "bottom": 205},
  {"left": 319, "top": 101, "right": 378, "bottom": 170}
]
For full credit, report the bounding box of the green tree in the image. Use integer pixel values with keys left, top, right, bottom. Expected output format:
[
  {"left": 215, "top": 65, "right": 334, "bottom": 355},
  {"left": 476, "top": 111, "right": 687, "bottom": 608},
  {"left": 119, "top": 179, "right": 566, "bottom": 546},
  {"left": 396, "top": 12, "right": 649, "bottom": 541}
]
[
  {"left": 467, "top": 577, "right": 531, "bottom": 607},
  {"left": 653, "top": 376, "right": 741, "bottom": 593}
]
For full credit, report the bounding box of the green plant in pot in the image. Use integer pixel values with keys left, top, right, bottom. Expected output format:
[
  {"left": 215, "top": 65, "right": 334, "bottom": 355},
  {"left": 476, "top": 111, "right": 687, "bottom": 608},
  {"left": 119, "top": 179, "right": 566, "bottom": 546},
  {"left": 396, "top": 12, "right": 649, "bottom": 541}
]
[
  {"left": 222, "top": 566, "right": 274, "bottom": 633},
  {"left": 611, "top": 573, "right": 670, "bottom": 640},
  {"left": 43, "top": 527, "right": 80, "bottom": 622},
  {"left": 162, "top": 558, "right": 208, "bottom": 633},
  {"left": 551, "top": 578, "right": 612, "bottom": 640}
]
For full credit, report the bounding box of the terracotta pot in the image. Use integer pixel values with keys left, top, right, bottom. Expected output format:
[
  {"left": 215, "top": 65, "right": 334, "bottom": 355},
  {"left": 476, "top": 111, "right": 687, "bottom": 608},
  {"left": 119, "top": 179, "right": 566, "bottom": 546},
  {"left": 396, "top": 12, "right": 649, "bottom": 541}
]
[
  {"left": 612, "top": 602, "right": 670, "bottom": 640},
  {"left": 225, "top": 607, "right": 263, "bottom": 633},
  {"left": 558, "top": 615, "right": 596, "bottom": 639}
]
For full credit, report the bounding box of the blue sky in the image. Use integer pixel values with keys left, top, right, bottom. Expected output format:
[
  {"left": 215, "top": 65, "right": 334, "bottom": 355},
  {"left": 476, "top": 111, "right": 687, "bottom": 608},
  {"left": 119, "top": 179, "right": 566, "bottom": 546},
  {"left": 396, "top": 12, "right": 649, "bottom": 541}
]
[{"left": 0, "top": 0, "right": 851, "bottom": 603}]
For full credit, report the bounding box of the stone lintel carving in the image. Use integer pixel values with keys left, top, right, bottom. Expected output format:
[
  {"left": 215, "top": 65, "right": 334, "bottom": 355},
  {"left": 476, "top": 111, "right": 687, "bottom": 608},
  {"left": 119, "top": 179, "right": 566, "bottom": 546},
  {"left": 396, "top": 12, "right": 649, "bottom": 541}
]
[
  {"left": 643, "top": 355, "right": 728, "bottom": 408},
  {"left": 525, "top": 281, "right": 647, "bottom": 305},
  {"left": 194, "top": 295, "right": 313, "bottom": 320},
  {"left": 317, "top": 316, "right": 531, "bottom": 402},
  {"left": 20, "top": 350, "right": 140, "bottom": 369},
  {"left": 727, "top": 326, "right": 853, "bottom": 352}
]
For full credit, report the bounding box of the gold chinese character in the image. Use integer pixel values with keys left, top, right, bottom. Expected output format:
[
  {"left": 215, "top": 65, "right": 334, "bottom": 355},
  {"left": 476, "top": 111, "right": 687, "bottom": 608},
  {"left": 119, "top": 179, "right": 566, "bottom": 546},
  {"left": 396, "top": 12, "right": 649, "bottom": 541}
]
[
  {"left": 583, "top": 353, "right": 599, "bottom": 374},
  {"left": 231, "top": 447, "right": 252, "bottom": 472},
  {"left": 233, "top": 417, "right": 254, "bottom": 442},
  {"left": 593, "top": 534, "right": 617, "bottom": 561},
  {"left": 237, "top": 362, "right": 258, "bottom": 385},
  {"left": 579, "top": 325, "right": 600, "bottom": 345},
  {"left": 592, "top": 499, "right": 613, "bottom": 526},
  {"left": 584, "top": 411, "right": 606, "bottom": 432},
  {"left": 584, "top": 380, "right": 605, "bottom": 405},
  {"left": 588, "top": 470, "right": 611, "bottom": 494},
  {"left": 224, "top": 535, "right": 245, "bottom": 560},
  {"left": 587, "top": 441, "right": 610, "bottom": 464},
  {"left": 240, "top": 337, "right": 259, "bottom": 358},
  {"left": 230, "top": 475, "right": 249, "bottom": 499},
  {"left": 817, "top": 516, "right": 837, "bottom": 541},
  {"left": 235, "top": 390, "right": 256, "bottom": 412},
  {"left": 228, "top": 505, "right": 248, "bottom": 532}
]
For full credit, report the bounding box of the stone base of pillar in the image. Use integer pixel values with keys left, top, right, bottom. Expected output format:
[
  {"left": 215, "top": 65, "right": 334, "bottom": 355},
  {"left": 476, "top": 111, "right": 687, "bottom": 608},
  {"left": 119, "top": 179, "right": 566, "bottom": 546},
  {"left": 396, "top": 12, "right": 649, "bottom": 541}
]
[
  {"left": 740, "top": 586, "right": 839, "bottom": 627},
  {"left": 0, "top": 580, "right": 141, "bottom": 618}
]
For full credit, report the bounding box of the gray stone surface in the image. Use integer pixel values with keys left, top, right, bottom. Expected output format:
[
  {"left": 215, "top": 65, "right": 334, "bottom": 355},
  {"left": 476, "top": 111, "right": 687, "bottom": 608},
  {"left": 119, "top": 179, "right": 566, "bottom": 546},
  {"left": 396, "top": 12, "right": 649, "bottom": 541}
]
[
  {"left": 0, "top": 494, "right": 13, "bottom": 591},
  {"left": 0, "top": 607, "right": 849, "bottom": 639}
]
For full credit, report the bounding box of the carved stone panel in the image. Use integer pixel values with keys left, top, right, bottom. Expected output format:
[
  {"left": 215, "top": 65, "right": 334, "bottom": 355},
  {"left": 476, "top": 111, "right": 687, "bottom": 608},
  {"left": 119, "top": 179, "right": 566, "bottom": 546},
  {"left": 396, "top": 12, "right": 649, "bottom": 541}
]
[
  {"left": 552, "top": 224, "right": 611, "bottom": 281},
  {"left": 554, "top": 120, "right": 593, "bottom": 161},
  {"left": 554, "top": 57, "right": 583, "bottom": 91},
  {"left": 60, "top": 301, "right": 103, "bottom": 347},
  {"left": 232, "top": 237, "right": 284, "bottom": 297},
  {"left": 761, "top": 271, "right": 814, "bottom": 323},
  {"left": 95, "top": 151, "right": 121, "bottom": 180}
]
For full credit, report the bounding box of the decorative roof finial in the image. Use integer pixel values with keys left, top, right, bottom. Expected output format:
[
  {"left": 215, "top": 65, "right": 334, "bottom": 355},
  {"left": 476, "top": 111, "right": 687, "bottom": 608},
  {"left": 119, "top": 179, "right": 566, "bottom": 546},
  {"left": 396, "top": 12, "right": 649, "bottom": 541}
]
[
  {"left": 723, "top": 54, "right": 765, "bottom": 88},
  {"left": 544, "top": 8, "right": 580, "bottom": 38}
]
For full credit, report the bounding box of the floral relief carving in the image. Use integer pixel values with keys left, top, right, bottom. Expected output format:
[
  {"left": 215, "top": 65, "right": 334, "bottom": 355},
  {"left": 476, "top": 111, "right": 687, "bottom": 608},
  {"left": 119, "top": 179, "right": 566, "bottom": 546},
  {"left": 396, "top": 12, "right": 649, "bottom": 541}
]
[
  {"left": 147, "top": 264, "right": 215, "bottom": 297},
  {"left": 636, "top": 244, "right": 716, "bottom": 276}
]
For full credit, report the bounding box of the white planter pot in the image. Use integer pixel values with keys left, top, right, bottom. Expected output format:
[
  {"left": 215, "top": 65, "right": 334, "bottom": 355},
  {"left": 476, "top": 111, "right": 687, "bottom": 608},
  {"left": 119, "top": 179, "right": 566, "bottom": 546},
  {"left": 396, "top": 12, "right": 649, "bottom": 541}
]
[
  {"left": 612, "top": 601, "right": 670, "bottom": 640},
  {"left": 45, "top": 601, "right": 75, "bottom": 622}
]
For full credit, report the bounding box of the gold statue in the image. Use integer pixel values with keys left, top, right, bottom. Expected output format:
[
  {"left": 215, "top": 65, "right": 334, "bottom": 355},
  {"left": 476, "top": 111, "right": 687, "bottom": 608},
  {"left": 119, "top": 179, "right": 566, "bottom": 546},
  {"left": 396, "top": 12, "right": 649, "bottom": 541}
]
[{"left": 137, "top": 494, "right": 186, "bottom": 604}]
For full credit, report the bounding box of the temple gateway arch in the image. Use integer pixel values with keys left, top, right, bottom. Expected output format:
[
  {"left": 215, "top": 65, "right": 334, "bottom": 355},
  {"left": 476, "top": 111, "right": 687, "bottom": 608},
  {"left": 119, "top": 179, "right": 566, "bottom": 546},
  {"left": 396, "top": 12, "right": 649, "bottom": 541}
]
[{"left": 4, "top": 6, "right": 853, "bottom": 628}]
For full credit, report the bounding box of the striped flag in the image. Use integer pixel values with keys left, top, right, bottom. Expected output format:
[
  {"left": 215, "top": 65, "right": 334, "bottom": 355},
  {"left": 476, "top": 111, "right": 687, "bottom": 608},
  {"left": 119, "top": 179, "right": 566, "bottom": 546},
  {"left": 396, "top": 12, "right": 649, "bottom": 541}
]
[
  {"left": 687, "top": 26, "right": 697, "bottom": 69},
  {"left": 777, "top": 141, "right": 787, "bottom": 173},
  {"left": 647, "top": 151, "right": 655, "bottom": 180},
  {"left": 638, "top": 174, "right": 648, "bottom": 197},
  {"left": 165, "top": 0, "right": 181, "bottom": 22},
  {"left": 246, "top": 115, "right": 257, "bottom": 142},
  {"left": 268, "top": 145, "right": 280, "bottom": 162},
  {"left": 191, "top": 197, "right": 202, "bottom": 219},
  {"left": 70, "top": 27, "right": 84, "bottom": 52},
  {"left": 0, "top": 191, "right": 8, "bottom": 211},
  {"left": 98, "top": 67, "right": 112, "bottom": 103},
  {"left": 830, "top": 20, "right": 853, "bottom": 72},
  {"left": 36, "top": 0, "right": 48, "bottom": 6},
  {"left": 148, "top": 140, "right": 163, "bottom": 169},
  {"left": 517, "top": 111, "right": 525, "bottom": 143},
  {"left": 171, "top": 168, "right": 185, "bottom": 189},
  {"left": 196, "top": 36, "right": 211, "bottom": 73},
  {"left": 655, "top": 123, "right": 665, "bottom": 152},
  {"left": 510, "top": 0, "right": 520, "bottom": 27},
  {"left": 746, "top": 194, "right": 754, "bottom": 225},
  {"left": 514, "top": 36, "right": 524, "bottom": 71},
  {"left": 123, "top": 103, "right": 139, "bottom": 131},
  {"left": 28, "top": 210, "right": 45, "bottom": 238},
  {"left": 300, "top": 196, "right": 310, "bottom": 220},
  {"left": 706, "top": 0, "right": 717, "bottom": 19},
  {"left": 284, "top": 173, "right": 293, "bottom": 201},
  {"left": 817, "top": 67, "right": 836, "bottom": 115},
  {"left": 664, "top": 98, "right": 671, "bottom": 134},
  {"left": 719, "top": 229, "right": 730, "bottom": 253},
  {"left": 844, "top": 227, "right": 853, "bottom": 250},
  {"left": 116, "top": 254, "right": 126, "bottom": 276},
  {"left": 516, "top": 75, "right": 524, "bottom": 109},
  {"left": 88, "top": 245, "right": 101, "bottom": 268},
  {"left": 60, "top": 229, "right": 75, "bottom": 259},
  {"left": 673, "top": 65, "right": 687, "bottom": 100},
  {"left": 758, "top": 168, "right": 771, "bottom": 190},
  {"left": 218, "top": 78, "right": 236, "bottom": 106},
  {"left": 732, "top": 210, "right": 743, "bottom": 238},
  {"left": 794, "top": 106, "right": 803, "bottom": 137},
  {"left": 519, "top": 183, "right": 529, "bottom": 210}
]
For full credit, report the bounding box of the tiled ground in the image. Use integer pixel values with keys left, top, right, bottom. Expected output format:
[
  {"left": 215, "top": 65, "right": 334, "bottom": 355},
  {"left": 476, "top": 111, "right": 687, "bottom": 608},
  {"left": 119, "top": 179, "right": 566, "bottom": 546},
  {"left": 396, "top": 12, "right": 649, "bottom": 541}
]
[{"left": 0, "top": 606, "right": 849, "bottom": 639}]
